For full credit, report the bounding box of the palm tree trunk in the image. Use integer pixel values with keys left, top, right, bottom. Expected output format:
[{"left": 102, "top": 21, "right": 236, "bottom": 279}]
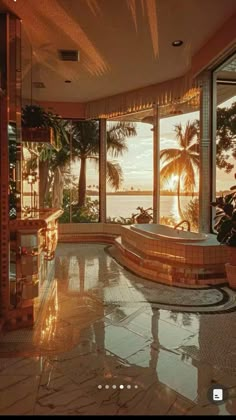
[
  {"left": 78, "top": 156, "right": 86, "bottom": 207},
  {"left": 177, "top": 176, "right": 184, "bottom": 220},
  {"left": 39, "top": 160, "right": 49, "bottom": 208}
]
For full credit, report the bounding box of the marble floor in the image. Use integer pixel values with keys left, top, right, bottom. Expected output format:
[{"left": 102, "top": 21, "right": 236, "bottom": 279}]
[{"left": 0, "top": 243, "right": 236, "bottom": 415}]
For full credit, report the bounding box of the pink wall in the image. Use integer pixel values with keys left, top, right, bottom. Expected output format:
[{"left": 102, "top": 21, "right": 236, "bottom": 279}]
[
  {"left": 36, "top": 101, "right": 86, "bottom": 119},
  {"left": 191, "top": 12, "right": 236, "bottom": 77}
]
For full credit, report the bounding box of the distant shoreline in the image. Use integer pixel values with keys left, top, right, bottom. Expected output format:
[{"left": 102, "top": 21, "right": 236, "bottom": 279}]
[
  {"left": 86, "top": 190, "right": 232, "bottom": 196},
  {"left": 86, "top": 190, "right": 199, "bottom": 196}
]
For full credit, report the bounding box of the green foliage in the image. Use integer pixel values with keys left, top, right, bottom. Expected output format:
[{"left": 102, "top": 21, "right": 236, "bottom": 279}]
[
  {"left": 106, "top": 216, "right": 134, "bottom": 224},
  {"left": 212, "top": 181, "right": 236, "bottom": 246},
  {"left": 72, "top": 198, "right": 99, "bottom": 223},
  {"left": 182, "top": 198, "right": 199, "bottom": 232},
  {"left": 216, "top": 101, "right": 236, "bottom": 173},
  {"left": 160, "top": 215, "right": 176, "bottom": 227},
  {"left": 58, "top": 192, "right": 99, "bottom": 223}
]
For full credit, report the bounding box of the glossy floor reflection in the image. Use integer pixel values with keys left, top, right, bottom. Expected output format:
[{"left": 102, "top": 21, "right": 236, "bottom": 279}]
[{"left": 0, "top": 243, "right": 236, "bottom": 415}]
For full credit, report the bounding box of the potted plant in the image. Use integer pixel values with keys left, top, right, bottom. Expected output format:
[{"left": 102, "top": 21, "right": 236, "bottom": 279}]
[
  {"left": 133, "top": 206, "right": 153, "bottom": 224},
  {"left": 211, "top": 181, "right": 236, "bottom": 288}
]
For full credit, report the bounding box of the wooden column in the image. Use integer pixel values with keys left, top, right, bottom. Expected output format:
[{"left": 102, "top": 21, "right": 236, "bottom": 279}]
[
  {"left": 153, "top": 104, "right": 160, "bottom": 224},
  {"left": 99, "top": 118, "right": 107, "bottom": 223}
]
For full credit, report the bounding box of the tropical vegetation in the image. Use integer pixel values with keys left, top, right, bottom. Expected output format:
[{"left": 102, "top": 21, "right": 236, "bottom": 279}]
[
  {"left": 22, "top": 105, "right": 137, "bottom": 221},
  {"left": 216, "top": 101, "right": 236, "bottom": 173},
  {"left": 211, "top": 180, "right": 236, "bottom": 246}
]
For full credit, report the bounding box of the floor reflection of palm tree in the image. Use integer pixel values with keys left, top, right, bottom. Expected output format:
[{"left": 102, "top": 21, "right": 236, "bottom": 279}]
[
  {"left": 55, "top": 255, "right": 70, "bottom": 292},
  {"left": 150, "top": 308, "right": 160, "bottom": 374},
  {"left": 78, "top": 256, "right": 85, "bottom": 294},
  {"left": 195, "top": 316, "right": 220, "bottom": 415},
  {"left": 94, "top": 319, "right": 105, "bottom": 354}
]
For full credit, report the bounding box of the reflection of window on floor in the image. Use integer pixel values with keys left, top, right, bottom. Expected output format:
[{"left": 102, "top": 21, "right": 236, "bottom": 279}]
[{"left": 157, "top": 349, "right": 198, "bottom": 401}]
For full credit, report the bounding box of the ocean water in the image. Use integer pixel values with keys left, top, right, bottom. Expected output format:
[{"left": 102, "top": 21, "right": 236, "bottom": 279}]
[{"left": 105, "top": 195, "right": 193, "bottom": 221}]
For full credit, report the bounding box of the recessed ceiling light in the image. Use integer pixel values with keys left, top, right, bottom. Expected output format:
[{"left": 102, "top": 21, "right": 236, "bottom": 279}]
[
  {"left": 64, "top": 80, "right": 72, "bottom": 83},
  {"left": 33, "top": 81, "right": 46, "bottom": 88},
  {"left": 172, "top": 40, "right": 183, "bottom": 47}
]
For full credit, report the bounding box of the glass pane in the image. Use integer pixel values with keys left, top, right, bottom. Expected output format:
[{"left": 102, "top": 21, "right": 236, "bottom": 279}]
[
  {"left": 106, "top": 121, "right": 153, "bottom": 224},
  {"left": 215, "top": 57, "right": 236, "bottom": 210},
  {"left": 160, "top": 111, "right": 200, "bottom": 232},
  {"left": 59, "top": 119, "right": 100, "bottom": 223}
]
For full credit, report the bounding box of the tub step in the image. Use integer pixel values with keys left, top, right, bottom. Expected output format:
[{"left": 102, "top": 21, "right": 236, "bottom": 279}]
[{"left": 113, "top": 238, "right": 226, "bottom": 286}]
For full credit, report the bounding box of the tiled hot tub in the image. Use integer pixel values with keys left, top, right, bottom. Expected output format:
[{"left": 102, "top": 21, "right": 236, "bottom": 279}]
[{"left": 114, "top": 225, "right": 228, "bottom": 286}]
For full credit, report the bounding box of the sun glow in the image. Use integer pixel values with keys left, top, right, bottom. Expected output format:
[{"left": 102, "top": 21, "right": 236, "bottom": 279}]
[{"left": 167, "top": 174, "right": 179, "bottom": 191}]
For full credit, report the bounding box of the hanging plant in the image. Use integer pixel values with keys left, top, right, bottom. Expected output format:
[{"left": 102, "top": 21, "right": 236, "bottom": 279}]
[{"left": 21, "top": 105, "right": 68, "bottom": 151}]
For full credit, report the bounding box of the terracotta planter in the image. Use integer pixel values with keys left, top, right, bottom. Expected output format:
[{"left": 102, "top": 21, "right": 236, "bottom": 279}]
[
  {"left": 136, "top": 214, "right": 152, "bottom": 224},
  {"left": 22, "top": 127, "right": 54, "bottom": 145},
  {"left": 225, "top": 263, "right": 236, "bottom": 289},
  {"left": 228, "top": 247, "right": 236, "bottom": 265},
  {"left": 225, "top": 247, "right": 236, "bottom": 288}
]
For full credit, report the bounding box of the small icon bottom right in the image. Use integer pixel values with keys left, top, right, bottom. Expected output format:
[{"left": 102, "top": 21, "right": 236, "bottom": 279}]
[
  {"left": 208, "top": 385, "right": 227, "bottom": 404},
  {"left": 213, "top": 388, "right": 223, "bottom": 401}
]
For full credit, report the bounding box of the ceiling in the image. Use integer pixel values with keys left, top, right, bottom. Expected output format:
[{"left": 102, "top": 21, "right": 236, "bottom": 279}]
[{"left": 0, "top": 0, "right": 236, "bottom": 105}]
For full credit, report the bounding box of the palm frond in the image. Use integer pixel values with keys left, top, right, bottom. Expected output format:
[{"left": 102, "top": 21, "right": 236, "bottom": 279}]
[
  {"left": 89, "top": 156, "right": 123, "bottom": 190},
  {"left": 174, "top": 121, "right": 198, "bottom": 149},
  {"left": 160, "top": 148, "right": 181, "bottom": 165},
  {"left": 107, "top": 122, "right": 136, "bottom": 157},
  {"left": 160, "top": 156, "right": 182, "bottom": 185},
  {"left": 188, "top": 143, "right": 200, "bottom": 154},
  {"left": 106, "top": 161, "right": 123, "bottom": 190},
  {"left": 184, "top": 121, "right": 198, "bottom": 148},
  {"left": 182, "top": 159, "right": 196, "bottom": 192},
  {"left": 188, "top": 153, "right": 200, "bottom": 170},
  {"left": 174, "top": 123, "right": 185, "bottom": 148}
]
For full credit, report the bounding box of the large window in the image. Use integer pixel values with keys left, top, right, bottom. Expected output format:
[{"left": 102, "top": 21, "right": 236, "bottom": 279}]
[
  {"left": 159, "top": 111, "right": 200, "bottom": 231},
  {"left": 215, "top": 56, "right": 236, "bottom": 205},
  {"left": 106, "top": 121, "right": 153, "bottom": 224},
  {"left": 62, "top": 119, "right": 100, "bottom": 223},
  {"left": 21, "top": 119, "right": 100, "bottom": 223}
]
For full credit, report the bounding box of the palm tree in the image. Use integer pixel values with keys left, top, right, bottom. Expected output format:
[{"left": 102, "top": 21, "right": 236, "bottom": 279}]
[
  {"left": 36, "top": 120, "right": 136, "bottom": 209},
  {"left": 71, "top": 120, "right": 137, "bottom": 207},
  {"left": 160, "top": 121, "right": 200, "bottom": 219}
]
